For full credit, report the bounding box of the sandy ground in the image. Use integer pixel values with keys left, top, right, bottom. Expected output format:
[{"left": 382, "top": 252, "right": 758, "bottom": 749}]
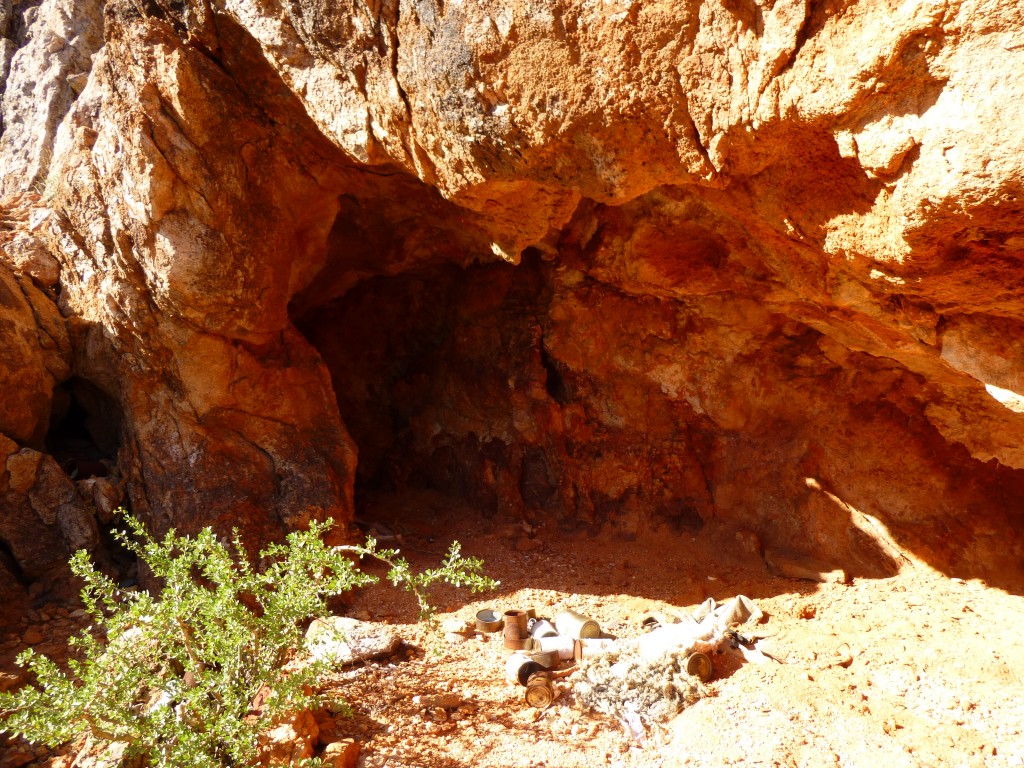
[{"left": 2, "top": 490, "right": 1023, "bottom": 768}]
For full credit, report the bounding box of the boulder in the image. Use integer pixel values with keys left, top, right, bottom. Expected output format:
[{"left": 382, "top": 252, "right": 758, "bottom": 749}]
[{"left": 305, "top": 617, "right": 402, "bottom": 666}]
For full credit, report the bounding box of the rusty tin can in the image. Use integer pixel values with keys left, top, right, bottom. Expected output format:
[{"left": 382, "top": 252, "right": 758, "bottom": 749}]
[
  {"left": 506, "top": 652, "right": 545, "bottom": 686},
  {"left": 503, "top": 610, "right": 529, "bottom": 636},
  {"left": 524, "top": 672, "right": 555, "bottom": 709},
  {"left": 504, "top": 636, "right": 535, "bottom": 651},
  {"left": 685, "top": 651, "right": 714, "bottom": 682},
  {"left": 475, "top": 608, "right": 503, "bottom": 633},
  {"left": 555, "top": 610, "right": 601, "bottom": 640},
  {"left": 527, "top": 649, "right": 559, "bottom": 668},
  {"left": 503, "top": 609, "right": 531, "bottom": 650}
]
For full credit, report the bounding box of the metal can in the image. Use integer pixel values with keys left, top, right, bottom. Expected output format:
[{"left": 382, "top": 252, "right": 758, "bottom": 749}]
[
  {"left": 574, "top": 637, "right": 618, "bottom": 660},
  {"left": 524, "top": 672, "right": 555, "bottom": 709},
  {"left": 528, "top": 619, "right": 559, "bottom": 639},
  {"left": 534, "top": 634, "right": 575, "bottom": 661},
  {"left": 505, "top": 652, "right": 544, "bottom": 686},
  {"left": 475, "top": 608, "right": 503, "bottom": 633},
  {"left": 685, "top": 651, "right": 714, "bottom": 682},
  {"left": 504, "top": 636, "right": 535, "bottom": 651},
  {"left": 527, "top": 649, "right": 559, "bottom": 668},
  {"left": 503, "top": 610, "right": 529, "bottom": 636},
  {"left": 555, "top": 610, "right": 601, "bottom": 639},
  {"left": 503, "top": 610, "right": 529, "bottom": 648}
]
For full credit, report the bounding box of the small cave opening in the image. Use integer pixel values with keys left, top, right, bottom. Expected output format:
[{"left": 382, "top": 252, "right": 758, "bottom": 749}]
[
  {"left": 540, "top": 345, "right": 571, "bottom": 406},
  {"left": 0, "top": 536, "right": 30, "bottom": 586},
  {"left": 46, "top": 377, "right": 123, "bottom": 480}
]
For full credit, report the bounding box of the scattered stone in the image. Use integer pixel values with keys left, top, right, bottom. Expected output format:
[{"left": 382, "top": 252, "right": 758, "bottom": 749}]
[
  {"left": 306, "top": 617, "right": 402, "bottom": 666},
  {"left": 0, "top": 670, "right": 28, "bottom": 693},
  {"left": 316, "top": 715, "right": 350, "bottom": 746},
  {"left": 440, "top": 618, "right": 472, "bottom": 634},
  {"left": 322, "top": 739, "right": 359, "bottom": 768},
  {"left": 257, "top": 710, "right": 318, "bottom": 767},
  {"left": 798, "top": 604, "right": 817, "bottom": 620},
  {"left": 412, "top": 693, "right": 464, "bottom": 709},
  {"left": 765, "top": 550, "right": 849, "bottom": 584},
  {"left": 21, "top": 627, "right": 45, "bottom": 645}
]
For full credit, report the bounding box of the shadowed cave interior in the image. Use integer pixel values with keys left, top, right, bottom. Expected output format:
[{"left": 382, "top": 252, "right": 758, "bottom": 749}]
[{"left": 290, "top": 196, "right": 1024, "bottom": 592}]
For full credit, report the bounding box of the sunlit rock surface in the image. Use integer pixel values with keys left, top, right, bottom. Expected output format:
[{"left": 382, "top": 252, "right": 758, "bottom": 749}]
[{"left": 1, "top": 0, "right": 1022, "bottom": 587}]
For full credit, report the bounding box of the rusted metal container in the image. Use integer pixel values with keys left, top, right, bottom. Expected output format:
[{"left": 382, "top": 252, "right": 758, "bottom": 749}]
[
  {"left": 524, "top": 672, "right": 555, "bottom": 709},
  {"left": 554, "top": 609, "right": 601, "bottom": 639},
  {"left": 685, "top": 651, "right": 714, "bottom": 682},
  {"left": 503, "top": 610, "right": 529, "bottom": 636},
  {"left": 475, "top": 609, "right": 503, "bottom": 633},
  {"left": 503, "top": 609, "right": 531, "bottom": 650},
  {"left": 504, "top": 636, "right": 534, "bottom": 651},
  {"left": 505, "top": 652, "right": 544, "bottom": 685}
]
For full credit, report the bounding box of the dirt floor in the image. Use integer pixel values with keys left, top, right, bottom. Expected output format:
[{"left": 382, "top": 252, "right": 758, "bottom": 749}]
[{"left": 2, "top": 490, "right": 1024, "bottom": 768}]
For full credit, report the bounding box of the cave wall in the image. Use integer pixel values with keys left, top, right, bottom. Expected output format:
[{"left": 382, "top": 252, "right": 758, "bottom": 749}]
[{"left": 0, "top": 0, "right": 1022, "bottom": 585}]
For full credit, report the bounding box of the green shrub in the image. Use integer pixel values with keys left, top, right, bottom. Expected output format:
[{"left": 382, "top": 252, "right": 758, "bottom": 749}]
[{"left": 0, "top": 513, "right": 497, "bottom": 767}]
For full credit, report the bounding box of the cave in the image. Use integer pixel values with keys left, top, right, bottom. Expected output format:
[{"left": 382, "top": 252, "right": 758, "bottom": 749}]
[
  {"left": 4, "top": 0, "right": 1024, "bottom": 763},
  {"left": 293, "top": 189, "right": 1024, "bottom": 592},
  {"left": 45, "top": 377, "right": 123, "bottom": 480}
]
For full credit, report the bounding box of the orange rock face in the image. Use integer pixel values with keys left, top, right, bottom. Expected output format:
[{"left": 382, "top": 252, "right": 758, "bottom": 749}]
[{"left": 0, "top": 0, "right": 1022, "bottom": 586}]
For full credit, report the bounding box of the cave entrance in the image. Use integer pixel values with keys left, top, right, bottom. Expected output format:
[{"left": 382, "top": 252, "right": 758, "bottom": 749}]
[
  {"left": 296, "top": 257, "right": 533, "bottom": 517},
  {"left": 294, "top": 248, "right": 717, "bottom": 540},
  {"left": 46, "top": 377, "right": 123, "bottom": 480}
]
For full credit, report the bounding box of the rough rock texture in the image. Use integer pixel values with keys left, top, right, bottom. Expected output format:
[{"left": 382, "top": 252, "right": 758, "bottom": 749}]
[
  {"left": 0, "top": 0, "right": 104, "bottom": 195},
  {"left": 0, "top": 198, "right": 97, "bottom": 577},
  {"left": 1, "top": 0, "right": 1023, "bottom": 586}
]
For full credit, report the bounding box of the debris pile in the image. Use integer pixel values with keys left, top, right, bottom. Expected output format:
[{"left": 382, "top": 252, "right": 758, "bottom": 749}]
[
  {"left": 574, "top": 644, "right": 709, "bottom": 724},
  {"left": 572, "top": 595, "right": 765, "bottom": 725}
]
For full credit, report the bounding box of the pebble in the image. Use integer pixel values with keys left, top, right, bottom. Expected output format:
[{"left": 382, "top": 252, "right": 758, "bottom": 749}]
[
  {"left": 322, "top": 739, "right": 359, "bottom": 768},
  {"left": 1, "top": 748, "right": 35, "bottom": 768},
  {"left": 21, "top": 627, "right": 45, "bottom": 645},
  {"left": 516, "top": 537, "right": 543, "bottom": 552},
  {"left": 412, "top": 693, "right": 464, "bottom": 709},
  {"left": 0, "top": 671, "right": 28, "bottom": 693}
]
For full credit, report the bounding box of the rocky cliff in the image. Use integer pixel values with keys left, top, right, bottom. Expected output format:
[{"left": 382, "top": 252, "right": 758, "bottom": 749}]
[{"left": 1, "top": 0, "right": 1022, "bottom": 588}]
